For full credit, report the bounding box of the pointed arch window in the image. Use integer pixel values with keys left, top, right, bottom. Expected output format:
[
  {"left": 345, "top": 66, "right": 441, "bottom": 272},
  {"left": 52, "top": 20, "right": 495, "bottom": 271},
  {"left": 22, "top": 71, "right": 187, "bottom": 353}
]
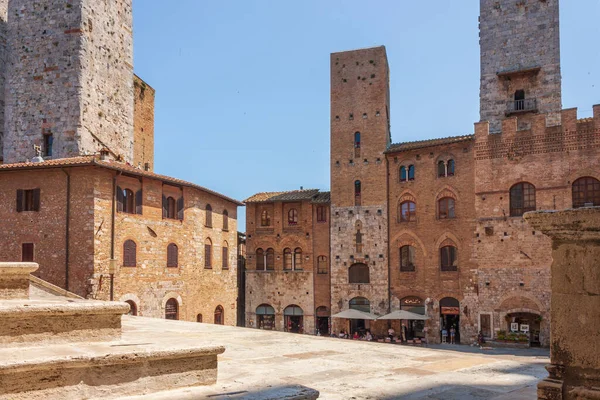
[
  {"left": 510, "top": 182, "right": 536, "bottom": 217},
  {"left": 288, "top": 208, "right": 298, "bottom": 225},
  {"left": 398, "top": 201, "right": 416, "bottom": 222},
  {"left": 260, "top": 210, "right": 271, "bottom": 227},
  {"left": 354, "top": 180, "right": 361, "bottom": 206},
  {"left": 214, "top": 305, "right": 224, "bottom": 325}
]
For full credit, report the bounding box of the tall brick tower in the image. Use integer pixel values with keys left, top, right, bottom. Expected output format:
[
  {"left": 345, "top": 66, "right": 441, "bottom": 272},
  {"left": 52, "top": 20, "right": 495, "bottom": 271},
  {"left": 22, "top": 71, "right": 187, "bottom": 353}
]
[
  {"left": 329, "top": 46, "right": 390, "bottom": 331},
  {"left": 3, "top": 0, "right": 134, "bottom": 163},
  {"left": 479, "top": 0, "right": 561, "bottom": 132}
]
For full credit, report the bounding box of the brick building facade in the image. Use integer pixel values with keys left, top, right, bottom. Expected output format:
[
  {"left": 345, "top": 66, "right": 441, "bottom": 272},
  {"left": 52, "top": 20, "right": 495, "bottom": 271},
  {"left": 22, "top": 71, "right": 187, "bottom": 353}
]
[
  {"left": 245, "top": 0, "right": 600, "bottom": 345},
  {"left": 0, "top": 0, "right": 242, "bottom": 325}
]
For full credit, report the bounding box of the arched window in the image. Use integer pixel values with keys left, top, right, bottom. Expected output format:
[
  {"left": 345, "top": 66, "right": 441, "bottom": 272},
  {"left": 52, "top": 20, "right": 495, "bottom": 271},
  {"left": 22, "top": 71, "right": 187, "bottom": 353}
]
[
  {"left": 349, "top": 297, "right": 370, "bottom": 313},
  {"left": 572, "top": 177, "right": 600, "bottom": 208},
  {"left": 400, "top": 166, "right": 407, "bottom": 182},
  {"left": 266, "top": 248, "right": 275, "bottom": 270},
  {"left": 261, "top": 210, "right": 271, "bottom": 226},
  {"left": 167, "top": 243, "right": 178, "bottom": 268},
  {"left": 204, "top": 238, "right": 212, "bottom": 268},
  {"left": 398, "top": 201, "right": 416, "bottom": 222},
  {"left": 288, "top": 209, "right": 298, "bottom": 225},
  {"left": 447, "top": 159, "right": 455, "bottom": 176},
  {"left": 354, "top": 180, "right": 361, "bottom": 206},
  {"left": 123, "top": 240, "right": 136, "bottom": 267},
  {"left": 222, "top": 241, "right": 229, "bottom": 269},
  {"left": 438, "top": 198, "right": 455, "bottom": 219},
  {"left": 214, "top": 305, "right": 224, "bottom": 325},
  {"left": 317, "top": 255, "right": 328, "bottom": 274},
  {"left": 166, "top": 196, "right": 176, "bottom": 219},
  {"left": 205, "top": 204, "right": 213, "bottom": 227},
  {"left": 349, "top": 263, "right": 369, "bottom": 283},
  {"left": 256, "top": 304, "right": 275, "bottom": 330},
  {"left": 256, "top": 248, "right": 264, "bottom": 270},
  {"left": 437, "top": 161, "right": 446, "bottom": 178},
  {"left": 440, "top": 246, "right": 458, "bottom": 271},
  {"left": 223, "top": 210, "right": 229, "bottom": 231},
  {"left": 165, "top": 298, "right": 178, "bottom": 320},
  {"left": 510, "top": 182, "right": 536, "bottom": 217},
  {"left": 125, "top": 300, "right": 138, "bottom": 316},
  {"left": 196, "top": 314, "right": 203, "bottom": 323},
  {"left": 408, "top": 165, "right": 415, "bottom": 181},
  {"left": 283, "top": 248, "right": 292, "bottom": 270},
  {"left": 284, "top": 305, "right": 304, "bottom": 333},
  {"left": 400, "top": 245, "right": 416, "bottom": 272},
  {"left": 355, "top": 229, "right": 363, "bottom": 253},
  {"left": 354, "top": 132, "right": 361, "bottom": 148},
  {"left": 293, "top": 248, "right": 303, "bottom": 270}
]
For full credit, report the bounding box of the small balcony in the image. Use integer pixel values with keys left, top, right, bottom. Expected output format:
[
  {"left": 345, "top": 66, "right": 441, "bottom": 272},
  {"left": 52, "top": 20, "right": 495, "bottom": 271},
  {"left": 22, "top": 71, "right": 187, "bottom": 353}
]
[{"left": 506, "top": 98, "right": 538, "bottom": 116}]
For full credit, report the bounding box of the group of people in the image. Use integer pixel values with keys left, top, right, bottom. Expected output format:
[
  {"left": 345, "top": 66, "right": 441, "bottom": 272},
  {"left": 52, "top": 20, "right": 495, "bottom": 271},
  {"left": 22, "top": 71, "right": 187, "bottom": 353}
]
[
  {"left": 440, "top": 325, "right": 457, "bottom": 344},
  {"left": 332, "top": 329, "right": 374, "bottom": 341}
]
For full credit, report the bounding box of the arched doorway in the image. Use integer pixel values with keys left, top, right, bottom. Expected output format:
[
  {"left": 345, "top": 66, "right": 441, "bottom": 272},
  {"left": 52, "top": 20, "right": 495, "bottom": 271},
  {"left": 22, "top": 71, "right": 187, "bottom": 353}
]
[
  {"left": 165, "top": 298, "right": 178, "bottom": 320},
  {"left": 349, "top": 297, "right": 370, "bottom": 335},
  {"left": 125, "top": 300, "right": 137, "bottom": 316},
  {"left": 440, "top": 297, "right": 460, "bottom": 343},
  {"left": 400, "top": 296, "right": 425, "bottom": 340},
  {"left": 196, "top": 314, "right": 203, "bottom": 323},
  {"left": 256, "top": 304, "right": 275, "bottom": 330},
  {"left": 214, "top": 305, "right": 224, "bottom": 325},
  {"left": 284, "top": 305, "right": 303, "bottom": 333},
  {"left": 505, "top": 311, "right": 541, "bottom": 346},
  {"left": 316, "top": 306, "right": 330, "bottom": 336}
]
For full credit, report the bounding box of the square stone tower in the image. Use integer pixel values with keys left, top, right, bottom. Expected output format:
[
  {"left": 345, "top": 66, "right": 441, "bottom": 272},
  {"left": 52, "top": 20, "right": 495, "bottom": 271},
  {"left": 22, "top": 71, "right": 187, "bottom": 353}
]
[
  {"left": 3, "top": 0, "right": 134, "bottom": 163},
  {"left": 329, "top": 46, "right": 390, "bottom": 328},
  {"left": 479, "top": 0, "right": 562, "bottom": 132}
]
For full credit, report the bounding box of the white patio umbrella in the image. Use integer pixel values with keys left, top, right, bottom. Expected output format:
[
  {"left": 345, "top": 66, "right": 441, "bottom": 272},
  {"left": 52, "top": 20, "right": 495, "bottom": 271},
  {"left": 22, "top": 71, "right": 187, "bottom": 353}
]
[
  {"left": 331, "top": 309, "right": 379, "bottom": 320},
  {"left": 377, "top": 310, "right": 429, "bottom": 320}
]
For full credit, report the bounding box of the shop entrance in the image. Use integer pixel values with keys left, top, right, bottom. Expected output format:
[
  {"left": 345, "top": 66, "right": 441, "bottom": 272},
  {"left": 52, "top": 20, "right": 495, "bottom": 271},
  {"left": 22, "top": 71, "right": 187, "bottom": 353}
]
[
  {"left": 349, "top": 297, "right": 370, "bottom": 336},
  {"left": 316, "top": 306, "right": 330, "bottom": 336},
  {"left": 440, "top": 297, "right": 460, "bottom": 344},
  {"left": 284, "top": 305, "right": 304, "bottom": 334},
  {"left": 506, "top": 312, "right": 541, "bottom": 347},
  {"left": 256, "top": 304, "right": 275, "bottom": 330},
  {"left": 400, "top": 296, "right": 425, "bottom": 340}
]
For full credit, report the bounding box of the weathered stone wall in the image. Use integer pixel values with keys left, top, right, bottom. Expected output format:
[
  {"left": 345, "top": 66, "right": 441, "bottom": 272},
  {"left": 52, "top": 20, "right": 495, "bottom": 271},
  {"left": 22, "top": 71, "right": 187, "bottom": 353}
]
[
  {"left": 386, "top": 139, "right": 478, "bottom": 344},
  {"left": 4, "top": 0, "right": 134, "bottom": 163},
  {"left": 133, "top": 75, "right": 155, "bottom": 171},
  {"left": 479, "top": 0, "right": 561, "bottom": 132},
  {"left": 0, "top": 0, "right": 7, "bottom": 161}
]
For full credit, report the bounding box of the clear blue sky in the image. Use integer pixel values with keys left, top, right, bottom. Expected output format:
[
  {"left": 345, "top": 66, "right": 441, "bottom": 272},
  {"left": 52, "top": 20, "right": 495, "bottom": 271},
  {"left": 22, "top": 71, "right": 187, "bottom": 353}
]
[{"left": 132, "top": 1, "right": 600, "bottom": 227}]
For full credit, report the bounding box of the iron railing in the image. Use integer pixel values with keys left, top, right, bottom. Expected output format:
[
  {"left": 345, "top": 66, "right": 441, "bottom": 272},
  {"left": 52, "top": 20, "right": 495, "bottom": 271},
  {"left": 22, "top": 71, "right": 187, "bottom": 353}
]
[{"left": 506, "top": 98, "right": 537, "bottom": 115}]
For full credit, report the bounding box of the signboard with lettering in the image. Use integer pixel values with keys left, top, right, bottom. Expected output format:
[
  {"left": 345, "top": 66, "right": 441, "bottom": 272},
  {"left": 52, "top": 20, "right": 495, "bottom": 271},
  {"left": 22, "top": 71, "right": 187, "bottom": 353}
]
[
  {"left": 441, "top": 307, "right": 460, "bottom": 315},
  {"left": 401, "top": 297, "right": 423, "bottom": 306}
]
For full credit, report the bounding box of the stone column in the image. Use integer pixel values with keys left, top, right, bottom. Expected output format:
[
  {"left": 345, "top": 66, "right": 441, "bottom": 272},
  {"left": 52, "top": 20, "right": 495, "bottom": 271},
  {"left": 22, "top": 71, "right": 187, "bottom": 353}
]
[{"left": 525, "top": 209, "right": 600, "bottom": 400}]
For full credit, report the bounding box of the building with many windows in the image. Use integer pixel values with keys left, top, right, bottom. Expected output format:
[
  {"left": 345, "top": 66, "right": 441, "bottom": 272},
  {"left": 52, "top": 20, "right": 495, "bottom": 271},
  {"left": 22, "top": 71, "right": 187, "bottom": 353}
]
[{"left": 244, "top": 0, "right": 600, "bottom": 345}]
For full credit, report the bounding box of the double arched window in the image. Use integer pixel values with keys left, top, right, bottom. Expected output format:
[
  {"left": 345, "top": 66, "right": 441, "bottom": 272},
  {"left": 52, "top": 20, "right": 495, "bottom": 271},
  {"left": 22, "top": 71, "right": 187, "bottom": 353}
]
[
  {"left": 400, "top": 165, "right": 415, "bottom": 182},
  {"left": 438, "top": 159, "right": 455, "bottom": 178},
  {"left": 438, "top": 197, "right": 455, "bottom": 219},
  {"left": 288, "top": 209, "right": 298, "bottom": 225},
  {"left": 283, "top": 248, "right": 302, "bottom": 270},
  {"left": 572, "top": 177, "right": 600, "bottom": 208},
  {"left": 510, "top": 182, "right": 536, "bottom": 217},
  {"left": 349, "top": 263, "right": 369, "bottom": 283},
  {"left": 398, "top": 201, "right": 416, "bottom": 222},
  {"left": 400, "top": 245, "right": 416, "bottom": 272},
  {"left": 440, "top": 246, "right": 458, "bottom": 271},
  {"left": 167, "top": 243, "right": 178, "bottom": 268}
]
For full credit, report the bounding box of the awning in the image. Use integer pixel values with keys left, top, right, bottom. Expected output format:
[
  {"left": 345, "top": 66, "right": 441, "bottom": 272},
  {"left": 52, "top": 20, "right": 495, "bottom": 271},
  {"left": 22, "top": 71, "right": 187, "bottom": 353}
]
[
  {"left": 331, "top": 309, "right": 379, "bottom": 320},
  {"left": 377, "top": 310, "right": 430, "bottom": 321}
]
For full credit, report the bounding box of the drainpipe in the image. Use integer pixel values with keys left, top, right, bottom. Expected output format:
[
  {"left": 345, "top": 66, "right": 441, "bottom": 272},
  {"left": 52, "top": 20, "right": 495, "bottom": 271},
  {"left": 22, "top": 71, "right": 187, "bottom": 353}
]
[
  {"left": 61, "top": 168, "right": 71, "bottom": 291},
  {"left": 110, "top": 172, "right": 121, "bottom": 301}
]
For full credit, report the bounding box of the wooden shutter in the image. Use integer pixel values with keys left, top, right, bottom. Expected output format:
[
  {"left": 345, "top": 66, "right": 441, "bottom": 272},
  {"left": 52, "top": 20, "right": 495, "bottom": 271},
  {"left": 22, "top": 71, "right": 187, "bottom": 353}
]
[
  {"left": 177, "top": 196, "right": 184, "bottom": 220},
  {"left": 222, "top": 246, "right": 228, "bottom": 269},
  {"left": 204, "top": 244, "right": 212, "bottom": 268},
  {"left": 22, "top": 243, "right": 34, "bottom": 262},
  {"left": 162, "top": 195, "right": 167, "bottom": 219},
  {"left": 167, "top": 244, "right": 178, "bottom": 267},
  {"left": 116, "top": 186, "right": 124, "bottom": 212},
  {"left": 124, "top": 240, "right": 136, "bottom": 267},
  {"left": 135, "top": 189, "right": 143, "bottom": 215},
  {"left": 32, "top": 188, "right": 41, "bottom": 211},
  {"left": 16, "top": 189, "right": 23, "bottom": 212}
]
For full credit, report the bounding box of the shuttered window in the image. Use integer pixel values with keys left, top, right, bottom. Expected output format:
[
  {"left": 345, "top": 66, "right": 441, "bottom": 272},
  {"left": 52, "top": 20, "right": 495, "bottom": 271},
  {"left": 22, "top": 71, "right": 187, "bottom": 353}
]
[
  {"left": 16, "top": 189, "right": 40, "bottom": 212},
  {"left": 167, "top": 243, "right": 178, "bottom": 267},
  {"left": 222, "top": 244, "right": 229, "bottom": 269},
  {"left": 205, "top": 204, "right": 213, "bottom": 227},
  {"left": 123, "top": 240, "right": 137, "bottom": 267},
  {"left": 117, "top": 187, "right": 142, "bottom": 215},
  {"left": 22, "top": 243, "right": 34, "bottom": 262},
  {"left": 162, "top": 194, "right": 183, "bottom": 220},
  {"left": 204, "top": 239, "right": 212, "bottom": 268}
]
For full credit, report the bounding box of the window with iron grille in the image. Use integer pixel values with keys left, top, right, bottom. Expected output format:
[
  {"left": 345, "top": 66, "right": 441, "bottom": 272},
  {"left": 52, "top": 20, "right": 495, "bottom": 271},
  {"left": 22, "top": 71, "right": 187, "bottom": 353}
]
[{"left": 510, "top": 182, "right": 536, "bottom": 217}]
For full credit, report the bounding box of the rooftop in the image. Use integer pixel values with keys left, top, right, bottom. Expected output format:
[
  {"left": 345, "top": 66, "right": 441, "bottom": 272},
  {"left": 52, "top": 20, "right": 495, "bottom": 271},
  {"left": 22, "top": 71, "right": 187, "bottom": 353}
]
[
  {"left": 386, "top": 134, "right": 474, "bottom": 153},
  {"left": 244, "top": 189, "right": 330, "bottom": 204},
  {"left": 0, "top": 156, "right": 243, "bottom": 206}
]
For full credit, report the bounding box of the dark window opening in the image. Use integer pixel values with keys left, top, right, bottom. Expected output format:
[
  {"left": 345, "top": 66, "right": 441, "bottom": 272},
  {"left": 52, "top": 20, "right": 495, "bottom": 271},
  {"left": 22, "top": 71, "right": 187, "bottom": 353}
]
[
  {"left": 408, "top": 165, "right": 415, "bottom": 181},
  {"left": 123, "top": 240, "right": 136, "bottom": 267},
  {"left": 400, "top": 166, "right": 407, "bottom": 182},
  {"left": 440, "top": 246, "right": 458, "bottom": 271},
  {"left": 17, "top": 189, "right": 40, "bottom": 212},
  {"left": 205, "top": 204, "right": 213, "bottom": 227},
  {"left": 256, "top": 248, "right": 264, "bottom": 270},
  {"left": 43, "top": 134, "right": 53, "bottom": 157},
  {"left": 349, "top": 263, "right": 369, "bottom": 283},
  {"left": 510, "top": 182, "right": 536, "bottom": 217},
  {"left": 165, "top": 298, "right": 178, "bottom": 320},
  {"left": 447, "top": 159, "right": 455, "bottom": 176},
  {"left": 354, "top": 180, "right": 361, "bottom": 206},
  {"left": 22, "top": 243, "right": 34, "bottom": 262},
  {"left": 167, "top": 243, "right": 178, "bottom": 267},
  {"left": 572, "top": 177, "right": 600, "bottom": 208},
  {"left": 400, "top": 245, "right": 416, "bottom": 272},
  {"left": 204, "top": 239, "right": 212, "bottom": 268},
  {"left": 222, "top": 244, "right": 229, "bottom": 269},
  {"left": 438, "top": 161, "right": 446, "bottom": 178},
  {"left": 125, "top": 300, "right": 137, "bottom": 316},
  {"left": 214, "top": 305, "right": 224, "bottom": 325},
  {"left": 514, "top": 89, "right": 525, "bottom": 110}
]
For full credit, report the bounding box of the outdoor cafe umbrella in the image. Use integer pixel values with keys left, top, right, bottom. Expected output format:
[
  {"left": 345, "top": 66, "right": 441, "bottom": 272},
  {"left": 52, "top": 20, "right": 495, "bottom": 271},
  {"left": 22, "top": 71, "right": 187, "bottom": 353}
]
[
  {"left": 331, "top": 308, "right": 379, "bottom": 320},
  {"left": 377, "top": 310, "right": 429, "bottom": 321}
]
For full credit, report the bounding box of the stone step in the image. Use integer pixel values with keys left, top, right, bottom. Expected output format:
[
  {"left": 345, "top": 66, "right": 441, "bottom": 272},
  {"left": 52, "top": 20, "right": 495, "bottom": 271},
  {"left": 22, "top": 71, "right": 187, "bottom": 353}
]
[
  {"left": 0, "top": 298, "right": 129, "bottom": 346},
  {"left": 0, "top": 339, "right": 225, "bottom": 400}
]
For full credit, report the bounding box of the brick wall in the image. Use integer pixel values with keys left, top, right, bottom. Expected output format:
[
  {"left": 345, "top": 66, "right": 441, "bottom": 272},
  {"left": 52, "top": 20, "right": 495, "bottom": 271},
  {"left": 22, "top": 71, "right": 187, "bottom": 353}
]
[{"left": 133, "top": 75, "right": 155, "bottom": 171}]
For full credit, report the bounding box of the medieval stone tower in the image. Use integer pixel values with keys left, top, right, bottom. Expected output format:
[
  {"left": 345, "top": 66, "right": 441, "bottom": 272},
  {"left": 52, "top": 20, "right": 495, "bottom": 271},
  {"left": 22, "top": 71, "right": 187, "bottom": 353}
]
[
  {"left": 2, "top": 0, "right": 134, "bottom": 163},
  {"left": 479, "top": 0, "right": 562, "bottom": 132},
  {"left": 329, "top": 46, "right": 390, "bottom": 327}
]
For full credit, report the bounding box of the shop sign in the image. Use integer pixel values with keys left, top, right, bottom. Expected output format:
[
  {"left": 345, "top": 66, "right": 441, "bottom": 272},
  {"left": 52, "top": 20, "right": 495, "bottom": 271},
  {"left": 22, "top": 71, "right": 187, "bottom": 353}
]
[
  {"left": 441, "top": 306, "right": 459, "bottom": 315},
  {"left": 401, "top": 296, "right": 423, "bottom": 306},
  {"left": 520, "top": 324, "right": 529, "bottom": 333},
  {"left": 511, "top": 323, "right": 519, "bottom": 332}
]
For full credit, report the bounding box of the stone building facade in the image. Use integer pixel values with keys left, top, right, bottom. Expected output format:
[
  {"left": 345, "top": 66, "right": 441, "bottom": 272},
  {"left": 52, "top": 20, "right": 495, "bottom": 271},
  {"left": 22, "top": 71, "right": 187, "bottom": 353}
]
[
  {"left": 245, "top": 0, "right": 600, "bottom": 345},
  {"left": 0, "top": 0, "right": 242, "bottom": 325}
]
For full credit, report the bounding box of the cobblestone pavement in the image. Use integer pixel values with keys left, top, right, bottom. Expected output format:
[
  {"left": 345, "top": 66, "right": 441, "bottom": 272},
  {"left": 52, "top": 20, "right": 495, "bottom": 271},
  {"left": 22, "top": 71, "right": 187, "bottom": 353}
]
[{"left": 123, "top": 317, "right": 548, "bottom": 399}]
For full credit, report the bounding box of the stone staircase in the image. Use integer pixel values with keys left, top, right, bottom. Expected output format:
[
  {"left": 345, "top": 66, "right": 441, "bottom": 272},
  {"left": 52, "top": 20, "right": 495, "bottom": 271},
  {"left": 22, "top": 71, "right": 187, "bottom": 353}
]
[{"left": 0, "top": 263, "right": 225, "bottom": 400}]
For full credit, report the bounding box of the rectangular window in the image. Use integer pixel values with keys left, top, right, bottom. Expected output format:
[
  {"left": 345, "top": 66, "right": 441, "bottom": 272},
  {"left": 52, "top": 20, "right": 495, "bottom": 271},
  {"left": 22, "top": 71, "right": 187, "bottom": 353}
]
[
  {"left": 204, "top": 244, "right": 212, "bottom": 268},
  {"left": 317, "top": 206, "right": 326, "bottom": 222},
  {"left": 17, "top": 189, "right": 40, "bottom": 212},
  {"left": 22, "top": 243, "right": 34, "bottom": 262},
  {"left": 222, "top": 247, "right": 228, "bottom": 269},
  {"left": 43, "top": 134, "right": 53, "bottom": 157}
]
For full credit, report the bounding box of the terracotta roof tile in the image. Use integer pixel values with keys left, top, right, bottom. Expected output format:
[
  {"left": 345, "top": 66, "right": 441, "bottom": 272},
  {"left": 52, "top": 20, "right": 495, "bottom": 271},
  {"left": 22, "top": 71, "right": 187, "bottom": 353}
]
[
  {"left": 245, "top": 189, "right": 330, "bottom": 204},
  {"left": 386, "top": 134, "right": 474, "bottom": 153},
  {"left": 0, "top": 156, "right": 243, "bottom": 206}
]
